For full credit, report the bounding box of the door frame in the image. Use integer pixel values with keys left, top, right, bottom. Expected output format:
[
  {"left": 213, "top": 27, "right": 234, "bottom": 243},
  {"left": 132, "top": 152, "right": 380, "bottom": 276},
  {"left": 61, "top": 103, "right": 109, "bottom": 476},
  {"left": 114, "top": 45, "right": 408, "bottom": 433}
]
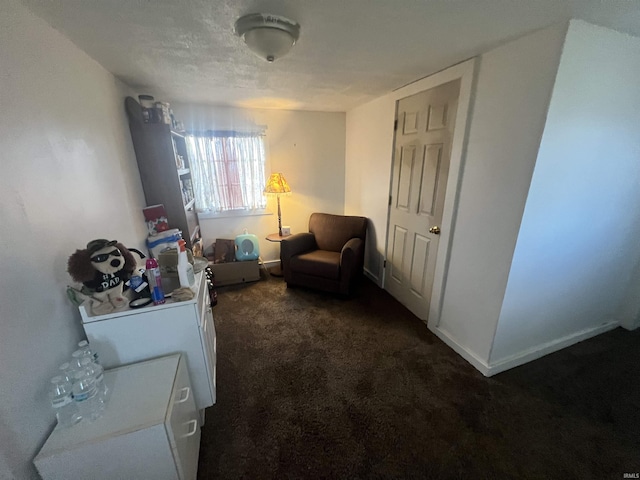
[{"left": 384, "top": 58, "right": 477, "bottom": 326}]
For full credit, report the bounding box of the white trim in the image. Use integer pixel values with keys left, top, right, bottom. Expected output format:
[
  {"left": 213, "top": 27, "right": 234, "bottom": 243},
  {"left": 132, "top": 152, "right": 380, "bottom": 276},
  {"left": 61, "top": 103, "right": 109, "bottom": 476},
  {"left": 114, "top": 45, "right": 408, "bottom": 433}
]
[
  {"left": 430, "top": 319, "right": 619, "bottom": 377},
  {"left": 428, "top": 59, "right": 478, "bottom": 329},
  {"left": 198, "top": 210, "right": 272, "bottom": 220},
  {"left": 382, "top": 58, "right": 478, "bottom": 326}
]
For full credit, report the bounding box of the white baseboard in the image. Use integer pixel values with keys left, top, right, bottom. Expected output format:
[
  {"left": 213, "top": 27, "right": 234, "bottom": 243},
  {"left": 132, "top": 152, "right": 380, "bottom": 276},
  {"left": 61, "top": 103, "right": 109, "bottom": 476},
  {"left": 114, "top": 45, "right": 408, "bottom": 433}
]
[
  {"left": 260, "top": 259, "right": 280, "bottom": 267},
  {"left": 620, "top": 317, "right": 639, "bottom": 331},
  {"left": 487, "top": 320, "right": 619, "bottom": 376},
  {"left": 427, "top": 324, "right": 492, "bottom": 376},
  {"left": 363, "top": 267, "right": 381, "bottom": 287},
  {"left": 430, "top": 320, "right": 619, "bottom": 377}
]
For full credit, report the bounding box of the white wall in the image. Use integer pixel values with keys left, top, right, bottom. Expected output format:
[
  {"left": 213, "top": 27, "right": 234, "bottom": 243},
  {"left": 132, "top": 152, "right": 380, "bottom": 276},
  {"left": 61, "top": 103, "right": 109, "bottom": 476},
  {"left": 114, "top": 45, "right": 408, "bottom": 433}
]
[
  {"left": 0, "top": 1, "right": 147, "bottom": 478},
  {"left": 170, "top": 103, "right": 346, "bottom": 262},
  {"left": 345, "top": 96, "right": 395, "bottom": 283},
  {"left": 490, "top": 21, "right": 640, "bottom": 364},
  {"left": 435, "top": 23, "right": 568, "bottom": 369}
]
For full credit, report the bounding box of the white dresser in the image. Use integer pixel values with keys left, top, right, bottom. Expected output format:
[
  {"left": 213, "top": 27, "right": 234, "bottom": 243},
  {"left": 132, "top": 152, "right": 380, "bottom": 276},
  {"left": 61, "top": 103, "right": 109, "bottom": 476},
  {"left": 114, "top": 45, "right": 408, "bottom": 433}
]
[
  {"left": 34, "top": 354, "right": 200, "bottom": 480},
  {"left": 80, "top": 270, "right": 216, "bottom": 414}
]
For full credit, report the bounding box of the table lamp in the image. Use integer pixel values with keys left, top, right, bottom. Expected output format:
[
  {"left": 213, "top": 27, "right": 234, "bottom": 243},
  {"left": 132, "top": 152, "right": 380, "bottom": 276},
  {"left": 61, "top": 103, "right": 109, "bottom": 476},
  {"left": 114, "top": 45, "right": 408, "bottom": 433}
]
[{"left": 264, "top": 173, "right": 292, "bottom": 237}]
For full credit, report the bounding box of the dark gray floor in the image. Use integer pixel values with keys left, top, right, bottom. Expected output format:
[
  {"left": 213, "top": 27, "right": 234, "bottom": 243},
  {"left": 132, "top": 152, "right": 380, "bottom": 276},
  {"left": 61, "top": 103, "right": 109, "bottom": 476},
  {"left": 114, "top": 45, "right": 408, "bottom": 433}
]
[{"left": 198, "top": 272, "right": 640, "bottom": 479}]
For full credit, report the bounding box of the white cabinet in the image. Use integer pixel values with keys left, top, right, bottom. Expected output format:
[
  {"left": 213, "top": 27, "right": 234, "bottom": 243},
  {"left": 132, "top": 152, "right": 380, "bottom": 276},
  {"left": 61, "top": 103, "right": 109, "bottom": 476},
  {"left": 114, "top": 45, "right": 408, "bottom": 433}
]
[
  {"left": 34, "top": 354, "right": 200, "bottom": 480},
  {"left": 80, "top": 271, "right": 216, "bottom": 412}
]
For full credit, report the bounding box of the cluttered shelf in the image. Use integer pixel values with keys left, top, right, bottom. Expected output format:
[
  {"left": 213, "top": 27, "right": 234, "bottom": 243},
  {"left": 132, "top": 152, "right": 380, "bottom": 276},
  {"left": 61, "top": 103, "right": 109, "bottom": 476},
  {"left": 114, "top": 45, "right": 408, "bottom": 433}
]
[
  {"left": 126, "top": 95, "right": 201, "bottom": 249},
  {"left": 78, "top": 270, "right": 205, "bottom": 322},
  {"left": 189, "top": 225, "right": 201, "bottom": 246}
]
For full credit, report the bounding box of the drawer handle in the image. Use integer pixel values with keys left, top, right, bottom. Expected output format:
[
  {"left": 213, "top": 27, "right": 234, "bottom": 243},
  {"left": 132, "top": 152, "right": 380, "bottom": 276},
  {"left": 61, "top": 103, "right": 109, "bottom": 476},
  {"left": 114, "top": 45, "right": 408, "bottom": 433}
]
[
  {"left": 176, "top": 387, "right": 190, "bottom": 404},
  {"left": 182, "top": 419, "right": 198, "bottom": 438}
]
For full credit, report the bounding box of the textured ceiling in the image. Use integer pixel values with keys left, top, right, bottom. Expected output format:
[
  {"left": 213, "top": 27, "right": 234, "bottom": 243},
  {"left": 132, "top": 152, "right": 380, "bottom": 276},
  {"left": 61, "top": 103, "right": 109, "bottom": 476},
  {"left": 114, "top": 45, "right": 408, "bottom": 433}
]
[{"left": 21, "top": 0, "right": 640, "bottom": 112}]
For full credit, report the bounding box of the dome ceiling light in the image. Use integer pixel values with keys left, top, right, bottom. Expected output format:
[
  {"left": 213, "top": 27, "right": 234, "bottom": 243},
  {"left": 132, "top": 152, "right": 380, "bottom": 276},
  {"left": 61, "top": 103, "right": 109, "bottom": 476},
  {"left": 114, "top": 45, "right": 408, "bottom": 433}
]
[{"left": 234, "top": 13, "right": 301, "bottom": 63}]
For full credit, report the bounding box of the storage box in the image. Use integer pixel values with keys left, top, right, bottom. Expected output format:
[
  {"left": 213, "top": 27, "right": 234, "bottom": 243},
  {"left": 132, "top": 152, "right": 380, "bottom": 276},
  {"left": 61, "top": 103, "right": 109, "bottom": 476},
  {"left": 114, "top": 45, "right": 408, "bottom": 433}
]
[
  {"left": 210, "top": 260, "right": 260, "bottom": 286},
  {"left": 142, "top": 204, "right": 169, "bottom": 236}
]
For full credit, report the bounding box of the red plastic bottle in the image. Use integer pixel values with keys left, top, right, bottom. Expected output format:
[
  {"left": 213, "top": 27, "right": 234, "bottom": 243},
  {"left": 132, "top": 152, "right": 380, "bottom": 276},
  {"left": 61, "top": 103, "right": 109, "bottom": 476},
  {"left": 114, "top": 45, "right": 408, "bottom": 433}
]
[{"left": 145, "top": 258, "right": 165, "bottom": 305}]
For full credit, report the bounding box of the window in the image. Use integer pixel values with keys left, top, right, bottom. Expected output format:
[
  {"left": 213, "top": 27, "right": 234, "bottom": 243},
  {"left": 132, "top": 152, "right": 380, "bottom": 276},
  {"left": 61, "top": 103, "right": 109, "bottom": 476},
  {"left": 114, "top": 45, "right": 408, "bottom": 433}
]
[{"left": 185, "top": 132, "right": 267, "bottom": 213}]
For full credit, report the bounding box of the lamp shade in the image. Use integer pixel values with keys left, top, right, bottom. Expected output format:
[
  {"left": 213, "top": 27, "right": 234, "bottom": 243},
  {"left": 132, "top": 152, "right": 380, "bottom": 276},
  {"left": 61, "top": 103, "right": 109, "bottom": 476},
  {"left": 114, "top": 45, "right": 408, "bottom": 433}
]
[
  {"left": 235, "top": 14, "right": 300, "bottom": 63},
  {"left": 243, "top": 28, "right": 295, "bottom": 62},
  {"left": 264, "top": 173, "right": 291, "bottom": 195}
]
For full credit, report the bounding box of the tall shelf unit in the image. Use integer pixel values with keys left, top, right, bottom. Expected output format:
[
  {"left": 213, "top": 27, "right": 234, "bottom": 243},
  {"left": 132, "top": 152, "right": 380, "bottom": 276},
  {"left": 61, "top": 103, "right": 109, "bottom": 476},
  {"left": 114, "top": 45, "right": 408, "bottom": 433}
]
[{"left": 125, "top": 97, "right": 200, "bottom": 247}]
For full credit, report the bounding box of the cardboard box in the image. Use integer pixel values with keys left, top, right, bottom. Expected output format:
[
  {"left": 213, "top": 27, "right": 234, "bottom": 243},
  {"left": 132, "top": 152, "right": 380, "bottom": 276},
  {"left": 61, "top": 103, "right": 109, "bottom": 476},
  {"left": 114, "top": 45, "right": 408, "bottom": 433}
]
[{"left": 210, "top": 260, "right": 260, "bottom": 286}]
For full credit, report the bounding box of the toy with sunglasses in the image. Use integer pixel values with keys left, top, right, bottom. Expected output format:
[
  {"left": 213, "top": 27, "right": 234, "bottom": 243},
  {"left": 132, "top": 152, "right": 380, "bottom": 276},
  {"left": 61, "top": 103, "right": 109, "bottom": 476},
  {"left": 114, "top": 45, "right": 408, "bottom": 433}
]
[{"left": 67, "top": 239, "right": 144, "bottom": 314}]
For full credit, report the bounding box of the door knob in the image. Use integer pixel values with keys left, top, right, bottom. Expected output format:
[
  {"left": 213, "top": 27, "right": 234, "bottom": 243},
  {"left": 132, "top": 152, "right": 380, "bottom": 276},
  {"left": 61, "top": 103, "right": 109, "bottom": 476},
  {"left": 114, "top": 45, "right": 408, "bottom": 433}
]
[{"left": 429, "top": 226, "right": 441, "bottom": 235}]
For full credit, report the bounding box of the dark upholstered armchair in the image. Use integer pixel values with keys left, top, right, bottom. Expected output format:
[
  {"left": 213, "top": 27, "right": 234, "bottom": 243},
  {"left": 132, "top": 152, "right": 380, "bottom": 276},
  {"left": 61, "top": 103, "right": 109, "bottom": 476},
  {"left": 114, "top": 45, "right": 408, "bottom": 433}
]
[{"left": 281, "top": 213, "right": 368, "bottom": 295}]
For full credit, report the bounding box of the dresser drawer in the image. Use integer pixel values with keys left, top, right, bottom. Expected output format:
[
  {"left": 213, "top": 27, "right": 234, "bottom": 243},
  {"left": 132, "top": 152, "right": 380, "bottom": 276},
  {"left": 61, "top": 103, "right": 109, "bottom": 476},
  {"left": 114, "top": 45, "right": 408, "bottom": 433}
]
[
  {"left": 167, "top": 357, "right": 200, "bottom": 480},
  {"left": 198, "top": 281, "right": 216, "bottom": 404}
]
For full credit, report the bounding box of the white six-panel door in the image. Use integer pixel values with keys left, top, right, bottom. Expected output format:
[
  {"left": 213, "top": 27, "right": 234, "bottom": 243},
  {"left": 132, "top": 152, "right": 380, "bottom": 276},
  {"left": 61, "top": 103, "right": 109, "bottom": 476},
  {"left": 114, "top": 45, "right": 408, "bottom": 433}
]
[{"left": 385, "top": 80, "right": 460, "bottom": 320}]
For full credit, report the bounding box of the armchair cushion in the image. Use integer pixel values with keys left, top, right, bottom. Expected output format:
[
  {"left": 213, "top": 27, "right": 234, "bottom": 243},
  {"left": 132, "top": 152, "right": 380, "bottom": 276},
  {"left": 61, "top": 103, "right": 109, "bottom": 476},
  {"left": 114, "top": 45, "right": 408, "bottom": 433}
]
[{"left": 289, "top": 250, "right": 341, "bottom": 279}]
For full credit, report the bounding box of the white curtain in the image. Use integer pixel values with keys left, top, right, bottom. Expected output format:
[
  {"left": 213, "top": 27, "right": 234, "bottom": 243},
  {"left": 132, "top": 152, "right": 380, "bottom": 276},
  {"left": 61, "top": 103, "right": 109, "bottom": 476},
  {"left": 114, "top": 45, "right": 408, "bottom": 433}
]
[{"left": 186, "top": 133, "right": 267, "bottom": 213}]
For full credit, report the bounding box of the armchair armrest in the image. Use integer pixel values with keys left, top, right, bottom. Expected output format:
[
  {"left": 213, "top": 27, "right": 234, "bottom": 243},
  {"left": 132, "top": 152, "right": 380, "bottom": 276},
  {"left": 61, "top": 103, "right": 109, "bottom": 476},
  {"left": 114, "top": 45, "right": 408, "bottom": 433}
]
[
  {"left": 281, "top": 233, "right": 317, "bottom": 279},
  {"left": 281, "top": 233, "right": 316, "bottom": 258},
  {"left": 340, "top": 237, "right": 365, "bottom": 285}
]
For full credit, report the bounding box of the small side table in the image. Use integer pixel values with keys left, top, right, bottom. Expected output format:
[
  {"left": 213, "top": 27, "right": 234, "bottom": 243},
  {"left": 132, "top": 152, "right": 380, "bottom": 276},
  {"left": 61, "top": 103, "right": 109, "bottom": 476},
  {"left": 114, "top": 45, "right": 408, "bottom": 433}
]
[{"left": 265, "top": 233, "right": 290, "bottom": 277}]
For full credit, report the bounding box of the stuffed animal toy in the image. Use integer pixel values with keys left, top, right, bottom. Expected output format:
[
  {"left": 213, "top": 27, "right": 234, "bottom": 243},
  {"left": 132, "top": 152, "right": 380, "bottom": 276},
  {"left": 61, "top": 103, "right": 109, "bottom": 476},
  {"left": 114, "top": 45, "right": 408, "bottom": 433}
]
[{"left": 67, "top": 239, "right": 143, "bottom": 313}]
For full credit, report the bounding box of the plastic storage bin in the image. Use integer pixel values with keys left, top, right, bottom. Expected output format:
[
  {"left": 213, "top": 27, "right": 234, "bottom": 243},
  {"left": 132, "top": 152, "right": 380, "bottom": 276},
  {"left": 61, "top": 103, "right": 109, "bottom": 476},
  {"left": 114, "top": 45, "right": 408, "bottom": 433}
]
[{"left": 147, "top": 229, "right": 182, "bottom": 258}]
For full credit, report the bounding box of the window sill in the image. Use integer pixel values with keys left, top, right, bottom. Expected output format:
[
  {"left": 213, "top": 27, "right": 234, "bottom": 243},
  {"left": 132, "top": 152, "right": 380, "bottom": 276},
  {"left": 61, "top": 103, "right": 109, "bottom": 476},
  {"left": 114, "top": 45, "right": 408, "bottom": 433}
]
[{"left": 198, "top": 209, "right": 272, "bottom": 220}]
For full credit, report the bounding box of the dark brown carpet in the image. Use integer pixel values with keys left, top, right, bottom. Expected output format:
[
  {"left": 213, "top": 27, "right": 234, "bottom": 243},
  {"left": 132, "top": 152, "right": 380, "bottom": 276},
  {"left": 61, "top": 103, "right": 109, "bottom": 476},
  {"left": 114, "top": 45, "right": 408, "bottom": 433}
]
[{"left": 198, "top": 270, "right": 640, "bottom": 479}]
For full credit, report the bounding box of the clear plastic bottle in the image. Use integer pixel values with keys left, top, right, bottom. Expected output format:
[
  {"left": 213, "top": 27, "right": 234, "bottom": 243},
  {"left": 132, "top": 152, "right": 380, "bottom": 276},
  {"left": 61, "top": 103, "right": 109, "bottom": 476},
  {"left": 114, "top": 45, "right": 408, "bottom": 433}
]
[
  {"left": 49, "top": 376, "right": 82, "bottom": 428},
  {"left": 146, "top": 257, "right": 165, "bottom": 305},
  {"left": 70, "top": 349, "right": 88, "bottom": 370},
  {"left": 80, "top": 357, "right": 108, "bottom": 400},
  {"left": 77, "top": 339, "right": 100, "bottom": 365},
  {"left": 58, "top": 362, "right": 76, "bottom": 384},
  {"left": 70, "top": 350, "right": 82, "bottom": 370},
  {"left": 72, "top": 369, "right": 104, "bottom": 422}
]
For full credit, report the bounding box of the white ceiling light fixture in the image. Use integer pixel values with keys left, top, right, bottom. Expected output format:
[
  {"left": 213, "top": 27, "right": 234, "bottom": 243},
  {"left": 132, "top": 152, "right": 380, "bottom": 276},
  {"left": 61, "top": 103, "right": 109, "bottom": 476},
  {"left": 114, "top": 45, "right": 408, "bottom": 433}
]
[{"left": 235, "top": 13, "right": 301, "bottom": 63}]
